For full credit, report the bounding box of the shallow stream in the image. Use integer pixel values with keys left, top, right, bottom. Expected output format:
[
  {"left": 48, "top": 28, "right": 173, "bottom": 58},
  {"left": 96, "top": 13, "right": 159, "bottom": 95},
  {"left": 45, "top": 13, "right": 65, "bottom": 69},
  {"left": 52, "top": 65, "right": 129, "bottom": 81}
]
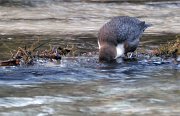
[{"left": 0, "top": 0, "right": 180, "bottom": 116}]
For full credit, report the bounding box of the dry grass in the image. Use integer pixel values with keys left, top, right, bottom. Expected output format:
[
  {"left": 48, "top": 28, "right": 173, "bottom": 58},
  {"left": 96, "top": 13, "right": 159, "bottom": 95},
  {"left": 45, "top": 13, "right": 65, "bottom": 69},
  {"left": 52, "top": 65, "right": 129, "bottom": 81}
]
[
  {"left": 0, "top": 39, "right": 73, "bottom": 66},
  {"left": 153, "top": 35, "right": 180, "bottom": 57}
]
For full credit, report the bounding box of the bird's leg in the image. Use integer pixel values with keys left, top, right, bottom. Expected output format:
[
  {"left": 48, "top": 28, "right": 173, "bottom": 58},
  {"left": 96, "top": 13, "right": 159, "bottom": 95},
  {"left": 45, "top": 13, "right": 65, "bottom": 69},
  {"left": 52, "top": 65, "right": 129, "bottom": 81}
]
[
  {"left": 125, "top": 52, "right": 134, "bottom": 58},
  {"left": 129, "top": 52, "right": 133, "bottom": 58}
]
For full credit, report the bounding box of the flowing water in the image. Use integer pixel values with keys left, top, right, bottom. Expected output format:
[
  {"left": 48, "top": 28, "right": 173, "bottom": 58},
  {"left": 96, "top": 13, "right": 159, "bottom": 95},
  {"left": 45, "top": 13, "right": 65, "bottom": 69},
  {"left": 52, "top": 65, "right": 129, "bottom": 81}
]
[{"left": 0, "top": 0, "right": 180, "bottom": 116}]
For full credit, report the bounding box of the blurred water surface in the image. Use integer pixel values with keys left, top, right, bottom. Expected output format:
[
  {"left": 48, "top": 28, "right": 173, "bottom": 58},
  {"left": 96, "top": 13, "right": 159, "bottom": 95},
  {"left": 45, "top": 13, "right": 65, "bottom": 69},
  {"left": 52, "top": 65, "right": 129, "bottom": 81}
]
[
  {"left": 0, "top": 0, "right": 180, "bottom": 116},
  {"left": 0, "top": 0, "right": 180, "bottom": 35}
]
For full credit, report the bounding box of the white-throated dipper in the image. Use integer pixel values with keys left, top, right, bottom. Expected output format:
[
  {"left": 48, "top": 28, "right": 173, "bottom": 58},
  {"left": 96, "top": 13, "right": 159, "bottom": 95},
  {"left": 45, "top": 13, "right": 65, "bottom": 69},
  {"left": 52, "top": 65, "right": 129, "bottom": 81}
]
[{"left": 98, "top": 16, "right": 151, "bottom": 62}]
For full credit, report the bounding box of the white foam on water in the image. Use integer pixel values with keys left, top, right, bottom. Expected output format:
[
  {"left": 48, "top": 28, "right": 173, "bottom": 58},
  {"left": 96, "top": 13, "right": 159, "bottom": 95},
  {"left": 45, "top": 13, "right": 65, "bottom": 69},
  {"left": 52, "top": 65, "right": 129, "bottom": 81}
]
[{"left": 0, "top": 96, "right": 74, "bottom": 108}]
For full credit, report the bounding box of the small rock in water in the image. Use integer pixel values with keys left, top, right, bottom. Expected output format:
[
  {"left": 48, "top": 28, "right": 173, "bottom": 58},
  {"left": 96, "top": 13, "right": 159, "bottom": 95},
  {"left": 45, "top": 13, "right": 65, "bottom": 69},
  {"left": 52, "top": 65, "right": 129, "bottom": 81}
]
[
  {"left": 116, "top": 58, "right": 123, "bottom": 63},
  {"left": 153, "top": 61, "right": 162, "bottom": 65},
  {"left": 7, "top": 37, "right": 13, "bottom": 40}
]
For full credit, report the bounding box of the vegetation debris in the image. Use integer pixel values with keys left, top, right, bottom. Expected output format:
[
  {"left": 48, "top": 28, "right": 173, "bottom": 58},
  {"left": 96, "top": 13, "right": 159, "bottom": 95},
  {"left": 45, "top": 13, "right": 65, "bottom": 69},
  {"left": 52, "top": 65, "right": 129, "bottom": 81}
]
[
  {"left": 0, "top": 39, "right": 72, "bottom": 66},
  {"left": 152, "top": 36, "right": 180, "bottom": 58},
  {"left": 0, "top": 36, "right": 179, "bottom": 66}
]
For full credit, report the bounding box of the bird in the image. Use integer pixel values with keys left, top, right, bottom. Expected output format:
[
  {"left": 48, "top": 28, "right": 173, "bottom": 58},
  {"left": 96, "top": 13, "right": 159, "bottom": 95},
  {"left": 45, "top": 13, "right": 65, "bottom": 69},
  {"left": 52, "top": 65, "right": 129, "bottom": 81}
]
[{"left": 98, "top": 16, "right": 151, "bottom": 62}]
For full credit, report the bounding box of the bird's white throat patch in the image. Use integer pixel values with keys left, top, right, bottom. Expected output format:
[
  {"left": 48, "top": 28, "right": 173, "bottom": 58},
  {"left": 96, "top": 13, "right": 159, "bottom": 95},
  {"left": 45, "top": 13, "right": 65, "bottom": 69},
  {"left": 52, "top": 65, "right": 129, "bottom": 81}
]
[{"left": 115, "top": 43, "right": 124, "bottom": 59}]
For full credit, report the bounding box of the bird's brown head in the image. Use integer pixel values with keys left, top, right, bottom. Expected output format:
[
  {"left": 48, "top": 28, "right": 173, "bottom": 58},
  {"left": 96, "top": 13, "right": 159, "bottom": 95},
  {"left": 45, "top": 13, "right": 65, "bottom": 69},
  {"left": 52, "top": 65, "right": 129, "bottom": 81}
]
[{"left": 99, "top": 43, "right": 116, "bottom": 63}]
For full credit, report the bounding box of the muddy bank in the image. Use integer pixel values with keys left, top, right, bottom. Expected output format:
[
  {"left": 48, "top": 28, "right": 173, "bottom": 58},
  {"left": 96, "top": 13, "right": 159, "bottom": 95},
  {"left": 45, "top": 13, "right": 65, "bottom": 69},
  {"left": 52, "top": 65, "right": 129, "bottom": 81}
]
[{"left": 0, "top": 33, "right": 179, "bottom": 61}]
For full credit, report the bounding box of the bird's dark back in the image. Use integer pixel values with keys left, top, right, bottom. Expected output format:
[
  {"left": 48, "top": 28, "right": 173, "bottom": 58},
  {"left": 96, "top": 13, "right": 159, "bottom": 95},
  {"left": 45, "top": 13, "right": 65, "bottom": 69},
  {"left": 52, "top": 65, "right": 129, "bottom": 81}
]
[{"left": 98, "top": 16, "right": 147, "bottom": 45}]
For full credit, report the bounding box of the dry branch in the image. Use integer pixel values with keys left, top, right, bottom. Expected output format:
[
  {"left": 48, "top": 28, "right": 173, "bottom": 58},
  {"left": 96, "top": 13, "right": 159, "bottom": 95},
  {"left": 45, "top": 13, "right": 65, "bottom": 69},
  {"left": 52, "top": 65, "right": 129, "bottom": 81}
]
[{"left": 0, "top": 39, "right": 72, "bottom": 66}]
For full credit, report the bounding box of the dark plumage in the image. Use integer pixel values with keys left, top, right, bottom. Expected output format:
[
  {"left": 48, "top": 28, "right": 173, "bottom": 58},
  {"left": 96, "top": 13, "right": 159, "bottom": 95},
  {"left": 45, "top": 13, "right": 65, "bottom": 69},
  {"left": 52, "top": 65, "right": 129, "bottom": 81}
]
[{"left": 98, "top": 16, "right": 150, "bottom": 62}]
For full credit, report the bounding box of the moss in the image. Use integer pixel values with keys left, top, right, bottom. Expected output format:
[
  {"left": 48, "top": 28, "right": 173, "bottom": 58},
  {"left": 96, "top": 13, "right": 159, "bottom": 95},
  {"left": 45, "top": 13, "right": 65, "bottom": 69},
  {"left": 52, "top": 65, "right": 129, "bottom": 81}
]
[{"left": 153, "top": 35, "right": 180, "bottom": 58}]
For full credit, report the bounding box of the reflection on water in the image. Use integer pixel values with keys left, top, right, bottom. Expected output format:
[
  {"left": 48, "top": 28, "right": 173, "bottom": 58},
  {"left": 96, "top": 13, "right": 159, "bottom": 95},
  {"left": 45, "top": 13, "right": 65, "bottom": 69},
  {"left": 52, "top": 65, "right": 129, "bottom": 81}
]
[{"left": 0, "top": 0, "right": 180, "bottom": 116}]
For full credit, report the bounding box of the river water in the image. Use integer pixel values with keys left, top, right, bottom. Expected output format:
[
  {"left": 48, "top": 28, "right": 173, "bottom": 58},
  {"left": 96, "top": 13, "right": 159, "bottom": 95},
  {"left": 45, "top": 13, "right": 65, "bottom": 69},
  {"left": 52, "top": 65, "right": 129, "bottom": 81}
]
[{"left": 0, "top": 0, "right": 180, "bottom": 116}]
